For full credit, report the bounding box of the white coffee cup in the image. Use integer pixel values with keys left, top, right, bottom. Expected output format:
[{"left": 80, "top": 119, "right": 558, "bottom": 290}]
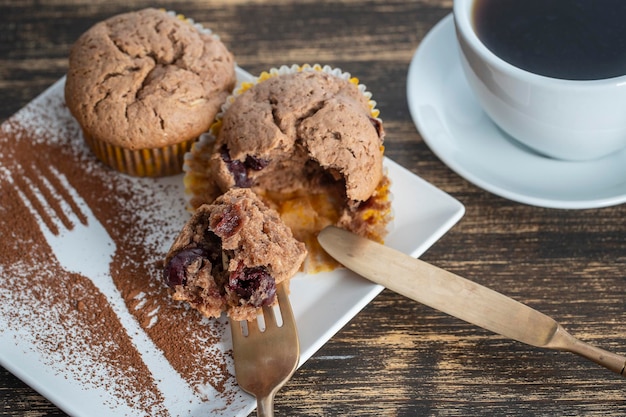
[{"left": 453, "top": 0, "right": 626, "bottom": 161}]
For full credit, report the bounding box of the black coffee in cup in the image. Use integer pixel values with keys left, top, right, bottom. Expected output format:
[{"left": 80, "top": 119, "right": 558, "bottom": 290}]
[{"left": 472, "top": 0, "right": 626, "bottom": 80}]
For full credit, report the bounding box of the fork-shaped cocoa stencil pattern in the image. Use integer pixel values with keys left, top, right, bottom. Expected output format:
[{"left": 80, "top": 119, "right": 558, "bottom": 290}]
[{"left": 4, "top": 162, "right": 207, "bottom": 412}]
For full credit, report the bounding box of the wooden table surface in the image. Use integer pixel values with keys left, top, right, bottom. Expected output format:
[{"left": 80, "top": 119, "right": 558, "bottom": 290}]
[{"left": 1, "top": 0, "right": 625, "bottom": 416}]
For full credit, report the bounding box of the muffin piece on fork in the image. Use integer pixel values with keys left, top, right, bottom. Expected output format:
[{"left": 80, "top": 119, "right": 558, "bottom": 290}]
[{"left": 163, "top": 188, "right": 307, "bottom": 321}]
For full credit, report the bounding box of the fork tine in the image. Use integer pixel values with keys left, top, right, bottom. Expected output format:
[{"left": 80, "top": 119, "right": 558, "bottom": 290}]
[
  {"left": 6, "top": 163, "right": 61, "bottom": 235},
  {"left": 261, "top": 304, "right": 277, "bottom": 328},
  {"left": 247, "top": 315, "right": 261, "bottom": 334},
  {"left": 40, "top": 164, "right": 88, "bottom": 226},
  {"left": 275, "top": 283, "right": 295, "bottom": 328},
  {"left": 230, "top": 318, "right": 245, "bottom": 341}
]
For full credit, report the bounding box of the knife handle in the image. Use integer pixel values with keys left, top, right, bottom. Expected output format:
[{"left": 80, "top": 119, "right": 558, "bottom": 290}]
[{"left": 549, "top": 325, "right": 626, "bottom": 377}]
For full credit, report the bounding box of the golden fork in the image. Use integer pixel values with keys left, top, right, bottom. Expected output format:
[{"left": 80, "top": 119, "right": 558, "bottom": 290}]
[{"left": 230, "top": 283, "right": 300, "bottom": 417}]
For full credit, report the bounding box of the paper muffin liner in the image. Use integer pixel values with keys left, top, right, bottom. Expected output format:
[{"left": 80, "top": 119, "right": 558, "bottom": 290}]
[
  {"left": 84, "top": 131, "right": 195, "bottom": 177},
  {"left": 80, "top": 10, "right": 224, "bottom": 177},
  {"left": 183, "top": 64, "right": 393, "bottom": 272},
  {"left": 164, "top": 10, "right": 218, "bottom": 37}
]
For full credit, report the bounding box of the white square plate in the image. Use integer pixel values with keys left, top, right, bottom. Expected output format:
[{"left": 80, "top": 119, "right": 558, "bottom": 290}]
[{"left": 0, "top": 68, "right": 464, "bottom": 416}]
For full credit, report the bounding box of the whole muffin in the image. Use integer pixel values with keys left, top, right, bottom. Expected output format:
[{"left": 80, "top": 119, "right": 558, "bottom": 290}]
[
  {"left": 163, "top": 188, "right": 307, "bottom": 321},
  {"left": 65, "top": 8, "right": 237, "bottom": 176},
  {"left": 184, "top": 65, "right": 392, "bottom": 272}
]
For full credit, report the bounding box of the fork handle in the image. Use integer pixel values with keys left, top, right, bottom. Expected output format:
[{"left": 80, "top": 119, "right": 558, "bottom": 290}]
[{"left": 257, "top": 395, "right": 274, "bottom": 417}]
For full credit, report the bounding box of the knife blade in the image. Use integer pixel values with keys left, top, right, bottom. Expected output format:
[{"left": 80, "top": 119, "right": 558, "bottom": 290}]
[{"left": 317, "top": 226, "right": 626, "bottom": 377}]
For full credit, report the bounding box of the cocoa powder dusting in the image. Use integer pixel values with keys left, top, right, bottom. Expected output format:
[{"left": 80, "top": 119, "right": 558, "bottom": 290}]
[{"left": 0, "top": 80, "right": 251, "bottom": 415}]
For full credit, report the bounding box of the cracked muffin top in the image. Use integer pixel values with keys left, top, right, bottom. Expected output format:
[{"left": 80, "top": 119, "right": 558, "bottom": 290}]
[{"left": 64, "top": 8, "right": 236, "bottom": 150}]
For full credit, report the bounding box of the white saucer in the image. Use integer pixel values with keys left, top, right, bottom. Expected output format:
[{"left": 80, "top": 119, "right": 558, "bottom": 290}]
[{"left": 407, "top": 14, "right": 626, "bottom": 209}]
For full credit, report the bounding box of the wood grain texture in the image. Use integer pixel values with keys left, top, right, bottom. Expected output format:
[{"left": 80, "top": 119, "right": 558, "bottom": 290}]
[{"left": 1, "top": 0, "right": 625, "bottom": 416}]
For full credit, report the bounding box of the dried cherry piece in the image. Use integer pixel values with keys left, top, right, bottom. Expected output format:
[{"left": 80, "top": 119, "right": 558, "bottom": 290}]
[
  {"left": 220, "top": 145, "right": 250, "bottom": 187},
  {"left": 244, "top": 154, "right": 269, "bottom": 170},
  {"left": 220, "top": 145, "right": 269, "bottom": 187},
  {"left": 228, "top": 263, "right": 276, "bottom": 307},
  {"left": 211, "top": 204, "right": 244, "bottom": 238},
  {"left": 369, "top": 116, "right": 384, "bottom": 140},
  {"left": 163, "top": 247, "right": 209, "bottom": 287}
]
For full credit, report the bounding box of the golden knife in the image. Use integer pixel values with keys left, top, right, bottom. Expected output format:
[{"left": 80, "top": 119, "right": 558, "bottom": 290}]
[{"left": 318, "top": 226, "right": 626, "bottom": 377}]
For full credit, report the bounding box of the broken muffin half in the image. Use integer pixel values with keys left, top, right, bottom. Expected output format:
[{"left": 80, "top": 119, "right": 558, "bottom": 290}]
[
  {"left": 163, "top": 188, "right": 307, "bottom": 321},
  {"left": 184, "top": 65, "right": 392, "bottom": 272}
]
